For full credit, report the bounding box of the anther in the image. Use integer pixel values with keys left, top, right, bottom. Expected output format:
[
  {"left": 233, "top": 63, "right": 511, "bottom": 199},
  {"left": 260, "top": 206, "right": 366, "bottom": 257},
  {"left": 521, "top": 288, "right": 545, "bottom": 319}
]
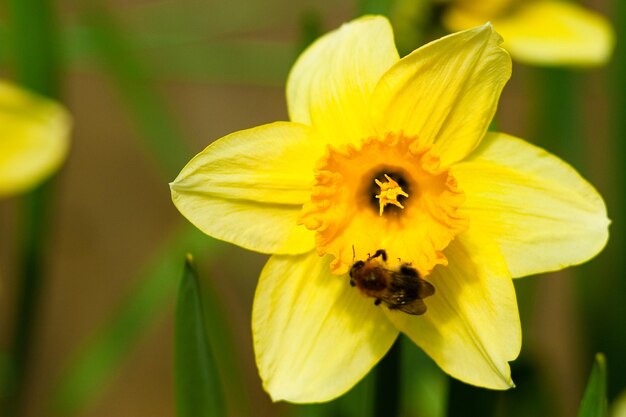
[{"left": 375, "top": 174, "right": 409, "bottom": 216}]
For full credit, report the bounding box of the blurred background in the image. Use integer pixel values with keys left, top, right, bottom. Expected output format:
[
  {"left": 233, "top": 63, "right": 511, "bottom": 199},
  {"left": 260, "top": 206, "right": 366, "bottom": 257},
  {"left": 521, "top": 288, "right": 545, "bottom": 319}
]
[{"left": 0, "top": 0, "right": 623, "bottom": 416}]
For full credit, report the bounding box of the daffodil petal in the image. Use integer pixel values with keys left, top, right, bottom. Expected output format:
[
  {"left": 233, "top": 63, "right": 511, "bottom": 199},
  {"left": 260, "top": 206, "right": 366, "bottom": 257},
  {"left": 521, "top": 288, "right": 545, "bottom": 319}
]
[
  {"left": 287, "top": 15, "right": 399, "bottom": 145},
  {"left": 0, "top": 81, "right": 70, "bottom": 197},
  {"left": 443, "top": 1, "right": 614, "bottom": 66},
  {"left": 371, "top": 23, "right": 510, "bottom": 167},
  {"left": 170, "top": 122, "right": 325, "bottom": 254},
  {"left": 451, "top": 132, "right": 609, "bottom": 278},
  {"left": 494, "top": 1, "right": 614, "bottom": 66},
  {"left": 387, "top": 233, "right": 520, "bottom": 389},
  {"left": 253, "top": 252, "right": 398, "bottom": 402}
]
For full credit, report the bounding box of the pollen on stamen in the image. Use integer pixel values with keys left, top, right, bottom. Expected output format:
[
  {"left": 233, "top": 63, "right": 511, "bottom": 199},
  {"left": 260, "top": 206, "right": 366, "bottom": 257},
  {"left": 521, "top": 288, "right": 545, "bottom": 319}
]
[{"left": 375, "top": 174, "right": 409, "bottom": 216}]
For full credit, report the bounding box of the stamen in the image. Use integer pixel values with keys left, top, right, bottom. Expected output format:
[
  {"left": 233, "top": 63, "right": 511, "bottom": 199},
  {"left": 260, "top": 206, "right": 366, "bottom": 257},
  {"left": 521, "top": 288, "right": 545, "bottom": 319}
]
[{"left": 375, "top": 174, "right": 409, "bottom": 216}]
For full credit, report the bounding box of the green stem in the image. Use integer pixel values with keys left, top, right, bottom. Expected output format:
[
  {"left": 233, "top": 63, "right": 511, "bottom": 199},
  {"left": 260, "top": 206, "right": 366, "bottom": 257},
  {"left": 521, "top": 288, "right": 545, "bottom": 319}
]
[
  {"left": 531, "top": 67, "right": 590, "bottom": 417},
  {"left": 6, "top": 0, "right": 60, "bottom": 96},
  {"left": 532, "top": 68, "right": 583, "bottom": 168},
  {"left": 2, "top": 0, "right": 61, "bottom": 415},
  {"left": 374, "top": 338, "right": 401, "bottom": 417},
  {"left": 601, "top": 0, "right": 626, "bottom": 400},
  {"left": 4, "top": 185, "right": 56, "bottom": 415}
]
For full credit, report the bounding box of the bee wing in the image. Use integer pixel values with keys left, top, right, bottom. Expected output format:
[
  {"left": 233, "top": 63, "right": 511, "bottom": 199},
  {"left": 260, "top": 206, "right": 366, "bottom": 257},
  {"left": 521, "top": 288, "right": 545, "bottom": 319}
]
[
  {"left": 417, "top": 279, "right": 435, "bottom": 298},
  {"left": 377, "top": 287, "right": 426, "bottom": 315},
  {"left": 394, "top": 299, "right": 427, "bottom": 315},
  {"left": 389, "top": 271, "right": 436, "bottom": 299},
  {"left": 381, "top": 293, "right": 427, "bottom": 315},
  {"left": 394, "top": 266, "right": 435, "bottom": 298},
  {"left": 381, "top": 271, "right": 435, "bottom": 315}
]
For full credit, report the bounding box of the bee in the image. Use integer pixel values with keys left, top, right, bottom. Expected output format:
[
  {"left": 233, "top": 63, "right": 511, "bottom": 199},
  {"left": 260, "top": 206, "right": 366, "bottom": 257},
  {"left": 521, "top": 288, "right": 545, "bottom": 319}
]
[{"left": 349, "top": 249, "right": 435, "bottom": 315}]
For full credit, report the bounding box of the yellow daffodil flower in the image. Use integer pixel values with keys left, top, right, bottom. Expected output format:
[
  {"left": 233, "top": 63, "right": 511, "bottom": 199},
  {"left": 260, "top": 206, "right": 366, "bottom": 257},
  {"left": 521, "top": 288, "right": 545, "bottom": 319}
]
[
  {"left": 0, "top": 81, "right": 71, "bottom": 197},
  {"left": 170, "top": 16, "right": 609, "bottom": 402},
  {"left": 443, "top": 0, "right": 614, "bottom": 66}
]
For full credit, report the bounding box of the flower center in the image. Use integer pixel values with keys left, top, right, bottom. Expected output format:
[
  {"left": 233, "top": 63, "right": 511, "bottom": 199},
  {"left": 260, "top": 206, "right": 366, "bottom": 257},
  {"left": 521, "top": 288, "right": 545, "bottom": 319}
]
[
  {"left": 375, "top": 174, "right": 409, "bottom": 216},
  {"left": 299, "top": 132, "right": 468, "bottom": 275}
]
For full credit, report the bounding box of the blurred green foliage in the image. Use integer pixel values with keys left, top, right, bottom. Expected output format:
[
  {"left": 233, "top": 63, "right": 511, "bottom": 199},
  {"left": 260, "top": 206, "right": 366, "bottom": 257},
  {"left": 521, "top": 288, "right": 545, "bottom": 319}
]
[
  {"left": 0, "top": 0, "right": 624, "bottom": 416},
  {"left": 1, "top": 0, "right": 61, "bottom": 415},
  {"left": 50, "top": 226, "right": 218, "bottom": 415},
  {"left": 78, "top": 2, "right": 191, "bottom": 179}
]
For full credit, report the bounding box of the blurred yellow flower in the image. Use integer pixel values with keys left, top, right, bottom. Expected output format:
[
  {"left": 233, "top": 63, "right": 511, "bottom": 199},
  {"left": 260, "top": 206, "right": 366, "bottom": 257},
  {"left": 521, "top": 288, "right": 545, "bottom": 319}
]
[
  {"left": 0, "top": 81, "right": 71, "bottom": 197},
  {"left": 170, "top": 16, "right": 609, "bottom": 402},
  {"left": 443, "top": 0, "right": 614, "bottom": 66}
]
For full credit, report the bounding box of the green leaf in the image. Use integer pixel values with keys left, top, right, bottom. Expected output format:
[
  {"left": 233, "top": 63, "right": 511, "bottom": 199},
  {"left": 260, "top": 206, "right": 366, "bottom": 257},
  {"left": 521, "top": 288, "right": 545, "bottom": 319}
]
[
  {"left": 196, "top": 262, "right": 253, "bottom": 417},
  {"left": 578, "top": 353, "right": 608, "bottom": 417},
  {"left": 175, "top": 255, "right": 226, "bottom": 417}
]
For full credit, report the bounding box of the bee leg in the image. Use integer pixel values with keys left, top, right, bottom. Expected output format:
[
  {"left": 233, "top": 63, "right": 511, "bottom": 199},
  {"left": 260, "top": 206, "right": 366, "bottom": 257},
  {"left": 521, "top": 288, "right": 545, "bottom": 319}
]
[
  {"left": 374, "top": 298, "right": 381, "bottom": 306},
  {"left": 371, "top": 249, "right": 387, "bottom": 262},
  {"left": 349, "top": 278, "right": 356, "bottom": 287}
]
